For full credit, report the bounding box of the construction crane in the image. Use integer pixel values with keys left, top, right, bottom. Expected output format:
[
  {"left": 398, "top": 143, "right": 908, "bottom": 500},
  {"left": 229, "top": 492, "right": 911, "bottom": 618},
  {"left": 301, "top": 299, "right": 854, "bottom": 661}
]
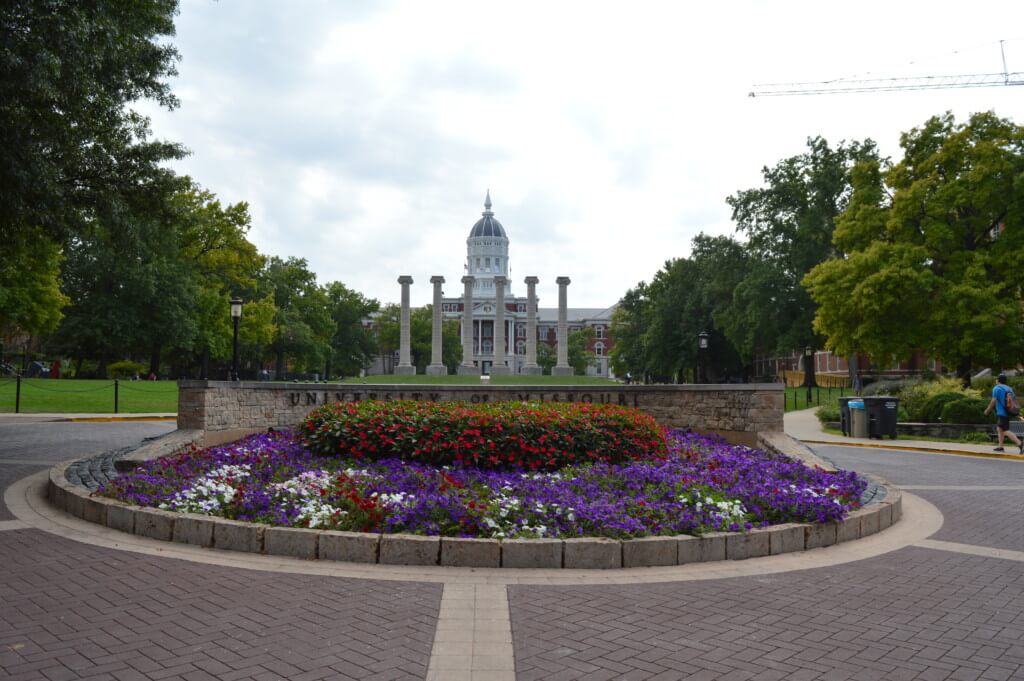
[{"left": 749, "top": 40, "right": 1023, "bottom": 97}]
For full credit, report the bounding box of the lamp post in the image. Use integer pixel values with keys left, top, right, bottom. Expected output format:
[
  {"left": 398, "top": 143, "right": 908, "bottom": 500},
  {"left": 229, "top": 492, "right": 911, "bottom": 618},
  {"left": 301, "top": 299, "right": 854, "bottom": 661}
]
[
  {"left": 698, "top": 330, "right": 709, "bottom": 384},
  {"left": 230, "top": 297, "right": 243, "bottom": 381},
  {"left": 803, "top": 345, "right": 816, "bottom": 405}
]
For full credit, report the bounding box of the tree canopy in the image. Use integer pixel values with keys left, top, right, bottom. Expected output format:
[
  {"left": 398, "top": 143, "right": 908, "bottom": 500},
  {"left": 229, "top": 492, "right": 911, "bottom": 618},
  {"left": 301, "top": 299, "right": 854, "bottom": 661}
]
[{"left": 804, "top": 111, "right": 1024, "bottom": 384}]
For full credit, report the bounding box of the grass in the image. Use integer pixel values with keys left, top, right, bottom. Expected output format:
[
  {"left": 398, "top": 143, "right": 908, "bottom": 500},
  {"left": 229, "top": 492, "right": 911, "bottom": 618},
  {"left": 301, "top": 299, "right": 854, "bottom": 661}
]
[
  {"left": 820, "top": 425, "right": 993, "bottom": 445},
  {"left": 783, "top": 385, "right": 854, "bottom": 412},
  {"left": 0, "top": 378, "right": 178, "bottom": 414}
]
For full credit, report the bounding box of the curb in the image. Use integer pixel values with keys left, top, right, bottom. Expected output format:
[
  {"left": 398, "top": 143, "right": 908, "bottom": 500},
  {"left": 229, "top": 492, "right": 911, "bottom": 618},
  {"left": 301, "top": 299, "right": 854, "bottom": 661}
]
[
  {"left": 46, "top": 461, "right": 903, "bottom": 571},
  {"left": 801, "top": 439, "right": 1024, "bottom": 461}
]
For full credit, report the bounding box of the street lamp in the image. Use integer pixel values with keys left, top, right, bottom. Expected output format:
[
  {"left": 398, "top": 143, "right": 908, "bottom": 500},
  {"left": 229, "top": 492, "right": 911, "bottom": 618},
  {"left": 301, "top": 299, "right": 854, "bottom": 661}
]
[
  {"left": 803, "top": 345, "right": 816, "bottom": 405},
  {"left": 230, "top": 297, "right": 243, "bottom": 381},
  {"left": 698, "top": 330, "right": 709, "bottom": 384}
]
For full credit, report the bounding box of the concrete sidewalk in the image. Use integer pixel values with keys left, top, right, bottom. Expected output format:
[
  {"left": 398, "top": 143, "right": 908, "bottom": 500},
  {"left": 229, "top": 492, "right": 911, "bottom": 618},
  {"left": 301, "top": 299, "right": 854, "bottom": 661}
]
[{"left": 785, "top": 406, "right": 1024, "bottom": 459}]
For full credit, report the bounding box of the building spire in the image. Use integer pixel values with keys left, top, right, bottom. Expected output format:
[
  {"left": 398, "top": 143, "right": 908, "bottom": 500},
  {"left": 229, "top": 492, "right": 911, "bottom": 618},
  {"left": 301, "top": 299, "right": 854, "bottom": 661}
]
[{"left": 483, "top": 189, "right": 492, "bottom": 215}]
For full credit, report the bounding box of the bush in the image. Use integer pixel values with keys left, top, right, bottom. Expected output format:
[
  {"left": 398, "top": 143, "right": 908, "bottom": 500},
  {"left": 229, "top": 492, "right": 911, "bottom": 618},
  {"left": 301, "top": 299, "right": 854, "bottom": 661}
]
[
  {"left": 108, "top": 360, "right": 146, "bottom": 379},
  {"left": 939, "top": 397, "right": 991, "bottom": 425},
  {"left": 921, "top": 392, "right": 968, "bottom": 423},
  {"left": 302, "top": 400, "right": 668, "bottom": 471},
  {"left": 816, "top": 403, "right": 840, "bottom": 424},
  {"left": 899, "top": 377, "right": 980, "bottom": 422}
]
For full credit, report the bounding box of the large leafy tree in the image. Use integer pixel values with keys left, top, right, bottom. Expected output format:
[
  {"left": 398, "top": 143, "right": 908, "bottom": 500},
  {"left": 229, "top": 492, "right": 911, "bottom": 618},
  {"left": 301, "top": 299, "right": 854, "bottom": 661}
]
[
  {"left": 610, "top": 235, "right": 749, "bottom": 383},
  {"left": 174, "top": 183, "right": 263, "bottom": 377},
  {"left": 726, "top": 136, "right": 879, "bottom": 361},
  {"left": 0, "top": 0, "right": 183, "bottom": 246},
  {"left": 258, "top": 257, "right": 332, "bottom": 376},
  {"left": 324, "top": 282, "right": 379, "bottom": 378},
  {"left": 805, "top": 111, "right": 1024, "bottom": 385}
]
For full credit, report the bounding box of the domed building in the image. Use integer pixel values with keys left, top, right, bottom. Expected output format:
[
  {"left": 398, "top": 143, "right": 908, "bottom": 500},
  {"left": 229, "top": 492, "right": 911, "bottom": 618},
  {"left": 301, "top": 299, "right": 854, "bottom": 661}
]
[{"left": 435, "top": 192, "right": 617, "bottom": 376}]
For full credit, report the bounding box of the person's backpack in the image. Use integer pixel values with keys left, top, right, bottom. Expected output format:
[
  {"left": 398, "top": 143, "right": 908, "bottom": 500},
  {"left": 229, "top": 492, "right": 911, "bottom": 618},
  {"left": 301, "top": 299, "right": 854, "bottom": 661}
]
[{"left": 1006, "top": 389, "right": 1021, "bottom": 417}]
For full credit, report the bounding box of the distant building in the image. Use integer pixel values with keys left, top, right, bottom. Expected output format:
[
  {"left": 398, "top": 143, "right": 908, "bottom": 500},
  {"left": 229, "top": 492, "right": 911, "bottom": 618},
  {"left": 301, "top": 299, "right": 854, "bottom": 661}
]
[{"left": 370, "top": 193, "right": 617, "bottom": 376}]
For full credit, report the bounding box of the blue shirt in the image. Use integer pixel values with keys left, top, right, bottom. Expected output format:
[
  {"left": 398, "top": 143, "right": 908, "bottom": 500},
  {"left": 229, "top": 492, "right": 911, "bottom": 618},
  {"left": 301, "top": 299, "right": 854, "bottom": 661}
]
[{"left": 993, "top": 384, "right": 1015, "bottom": 417}]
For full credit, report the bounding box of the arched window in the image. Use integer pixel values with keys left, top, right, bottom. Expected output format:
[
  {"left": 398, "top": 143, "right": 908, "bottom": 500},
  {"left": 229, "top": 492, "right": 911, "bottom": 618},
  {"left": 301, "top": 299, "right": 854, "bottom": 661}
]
[
  {"left": 595, "top": 342, "right": 604, "bottom": 357},
  {"left": 516, "top": 340, "right": 526, "bottom": 355}
]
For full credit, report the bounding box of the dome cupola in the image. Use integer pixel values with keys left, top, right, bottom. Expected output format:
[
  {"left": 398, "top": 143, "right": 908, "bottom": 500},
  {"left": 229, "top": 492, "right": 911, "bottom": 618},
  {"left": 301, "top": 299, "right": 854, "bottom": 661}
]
[{"left": 465, "top": 190, "right": 511, "bottom": 298}]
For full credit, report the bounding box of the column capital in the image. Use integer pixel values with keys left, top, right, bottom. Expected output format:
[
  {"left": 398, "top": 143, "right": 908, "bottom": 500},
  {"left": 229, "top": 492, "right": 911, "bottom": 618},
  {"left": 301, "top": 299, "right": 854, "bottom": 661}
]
[
  {"left": 430, "top": 275, "right": 445, "bottom": 284},
  {"left": 556, "top": 276, "right": 571, "bottom": 286},
  {"left": 524, "top": 276, "right": 539, "bottom": 285},
  {"left": 462, "top": 275, "right": 476, "bottom": 285},
  {"left": 493, "top": 275, "right": 507, "bottom": 286},
  {"left": 398, "top": 275, "right": 414, "bottom": 285}
]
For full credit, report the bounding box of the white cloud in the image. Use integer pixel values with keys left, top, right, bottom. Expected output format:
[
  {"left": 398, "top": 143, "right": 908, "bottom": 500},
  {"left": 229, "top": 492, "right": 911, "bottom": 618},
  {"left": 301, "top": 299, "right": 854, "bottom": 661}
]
[{"left": 143, "top": 0, "right": 1024, "bottom": 309}]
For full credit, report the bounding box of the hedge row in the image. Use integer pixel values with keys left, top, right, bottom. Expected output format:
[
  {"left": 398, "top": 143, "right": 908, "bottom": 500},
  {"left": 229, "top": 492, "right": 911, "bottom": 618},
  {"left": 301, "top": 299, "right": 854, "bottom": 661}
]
[{"left": 301, "top": 400, "right": 668, "bottom": 470}]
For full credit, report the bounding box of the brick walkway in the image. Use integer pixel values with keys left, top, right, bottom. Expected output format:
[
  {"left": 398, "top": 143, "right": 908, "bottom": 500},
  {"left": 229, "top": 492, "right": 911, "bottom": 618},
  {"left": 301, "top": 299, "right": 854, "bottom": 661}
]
[{"left": 2, "top": 422, "right": 1023, "bottom": 680}]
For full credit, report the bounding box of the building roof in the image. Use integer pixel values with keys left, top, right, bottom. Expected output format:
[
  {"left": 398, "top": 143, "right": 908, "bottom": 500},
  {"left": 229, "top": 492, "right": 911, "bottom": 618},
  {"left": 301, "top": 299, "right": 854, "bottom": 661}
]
[
  {"left": 468, "top": 190, "right": 507, "bottom": 239},
  {"left": 537, "top": 306, "right": 616, "bottom": 324}
]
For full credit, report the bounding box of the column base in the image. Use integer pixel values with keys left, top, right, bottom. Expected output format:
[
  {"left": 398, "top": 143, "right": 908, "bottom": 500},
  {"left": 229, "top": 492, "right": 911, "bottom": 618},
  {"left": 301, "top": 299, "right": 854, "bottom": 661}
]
[
  {"left": 552, "top": 366, "right": 574, "bottom": 377},
  {"left": 520, "top": 365, "right": 543, "bottom": 376},
  {"left": 425, "top": 365, "right": 448, "bottom": 376},
  {"left": 394, "top": 365, "right": 416, "bottom": 375},
  {"left": 457, "top": 365, "right": 480, "bottom": 376},
  {"left": 489, "top": 365, "right": 511, "bottom": 376}
]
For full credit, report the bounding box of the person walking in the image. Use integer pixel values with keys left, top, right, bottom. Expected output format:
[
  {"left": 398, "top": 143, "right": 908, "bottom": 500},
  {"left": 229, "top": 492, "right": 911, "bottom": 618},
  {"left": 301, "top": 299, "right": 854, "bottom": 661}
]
[{"left": 983, "top": 374, "right": 1023, "bottom": 453}]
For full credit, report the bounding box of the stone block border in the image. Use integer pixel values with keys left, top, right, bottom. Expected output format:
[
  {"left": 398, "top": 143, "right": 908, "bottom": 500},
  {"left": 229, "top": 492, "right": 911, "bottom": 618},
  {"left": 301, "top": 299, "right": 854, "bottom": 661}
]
[{"left": 47, "top": 457, "right": 902, "bottom": 570}]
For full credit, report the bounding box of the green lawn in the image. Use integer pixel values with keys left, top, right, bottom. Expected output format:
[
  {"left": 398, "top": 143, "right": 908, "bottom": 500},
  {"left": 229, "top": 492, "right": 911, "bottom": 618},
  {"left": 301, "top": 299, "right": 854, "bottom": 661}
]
[
  {"left": 0, "top": 378, "right": 178, "bottom": 414},
  {"left": 783, "top": 385, "right": 853, "bottom": 412}
]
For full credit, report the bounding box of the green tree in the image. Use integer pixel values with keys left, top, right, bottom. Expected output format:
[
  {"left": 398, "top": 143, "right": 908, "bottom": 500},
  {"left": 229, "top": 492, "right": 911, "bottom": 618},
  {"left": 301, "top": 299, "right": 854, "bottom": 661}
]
[
  {"left": 258, "top": 257, "right": 332, "bottom": 377},
  {"left": 568, "top": 328, "right": 596, "bottom": 375},
  {"left": 324, "top": 282, "right": 379, "bottom": 378},
  {"left": 805, "top": 111, "right": 1024, "bottom": 386},
  {"left": 174, "top": 182, "right": 263, "bottom": 378},
  {"left": 0, "top": 230, "right": 70, "bottom": 338},
  {"left": 536, "top": 340, "right": 556, "bottom": 374},
  {"left": 1, "top": 0, "right": 184, "bottom": 248},
  {"left": 726, "top": 137, "right": 879, "bottom": 363}
]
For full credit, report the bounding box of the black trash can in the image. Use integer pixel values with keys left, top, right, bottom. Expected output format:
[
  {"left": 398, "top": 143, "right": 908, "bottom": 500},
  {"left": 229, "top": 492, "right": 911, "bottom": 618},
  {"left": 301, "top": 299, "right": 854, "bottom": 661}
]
[
  {"left": 863, "top": 396, "right": 900, "bottom": 439},
  {"left": 838, "top": 396, "right": 854, "bottom": 436}
]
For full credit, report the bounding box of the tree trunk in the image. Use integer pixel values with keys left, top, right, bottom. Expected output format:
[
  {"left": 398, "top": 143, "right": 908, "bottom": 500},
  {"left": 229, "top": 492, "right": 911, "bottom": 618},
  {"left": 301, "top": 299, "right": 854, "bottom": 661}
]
[
  {"left": 200, "top": 348, "right": 209, "bottom": 380},
  {"left": 275, "top": 350, "right": 286, "bottom": 379},
  {"left": 847, "top": 354, "right": 861, "bottom": 394},
  {"left": 957, "top": 354, "right": 973, "bottom": 389},
  {"left": 149, "top": 344, "right": 161, "bottom": 378}
]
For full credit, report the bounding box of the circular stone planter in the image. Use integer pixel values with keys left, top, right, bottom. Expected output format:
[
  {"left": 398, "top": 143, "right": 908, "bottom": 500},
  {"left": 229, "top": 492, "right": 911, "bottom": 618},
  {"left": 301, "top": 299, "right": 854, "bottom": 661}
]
[{"left": 47, "top": 460, "right": 902, "bottom": 570}]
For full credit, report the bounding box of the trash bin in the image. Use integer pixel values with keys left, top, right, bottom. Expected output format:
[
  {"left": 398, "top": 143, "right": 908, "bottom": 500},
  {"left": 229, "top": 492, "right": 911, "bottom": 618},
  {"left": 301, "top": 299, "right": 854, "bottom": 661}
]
[
  {"left": 838, "top": 396, "right": 854, "bottom": 436},
  {"left": 863, "top": 396, "right": 900, "bottom": 439},
  {"left": 849, "top": 400, "right": 868, "bottom": 438}
]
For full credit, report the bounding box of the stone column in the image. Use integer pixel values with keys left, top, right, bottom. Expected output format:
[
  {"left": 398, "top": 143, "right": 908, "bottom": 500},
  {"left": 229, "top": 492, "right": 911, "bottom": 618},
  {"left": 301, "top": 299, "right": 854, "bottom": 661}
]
[
  {"left": 552, "top": 276, "right": 573, "bottom": 376},
  {"left": 458, "top": 276, "right": 479, "bottom": 375},
  {"left": 426, "top": 276, "right": 447, "bottom": 376},
  {"left": 490, "top": 276, "right": 509, "bottom": 375},
  {"left": 395, "top": 276, "right": 415, "bottom": 375},
  {"left": 522, "top": 276, "right": 541, "bottom": 375}
]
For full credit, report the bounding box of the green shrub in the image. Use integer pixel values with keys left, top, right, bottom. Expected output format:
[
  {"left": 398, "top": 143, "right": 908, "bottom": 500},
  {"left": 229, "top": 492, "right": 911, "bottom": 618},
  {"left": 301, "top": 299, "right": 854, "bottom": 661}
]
[
  {"left": 816, "top": 403, "right": 841, "bottom": 423},
  {"left": 900, "top": 377, "right": 980, "bottom": 422},
  {"left": 921, "top": 392, "right": 968, "bottom": 423},
  {"left": 108, "top": 360, "right": 146, "bottom": 379},
  {"left": 302, "top": 400, "right": 668, "bottom": 471},
  {"left": 939, "top": 397, "right": 990, "bottom": 425}
]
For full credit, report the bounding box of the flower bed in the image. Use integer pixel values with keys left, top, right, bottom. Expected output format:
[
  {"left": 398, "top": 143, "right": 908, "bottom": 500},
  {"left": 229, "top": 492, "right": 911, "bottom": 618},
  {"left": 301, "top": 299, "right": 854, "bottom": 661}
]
[
  {"left": 99, "top": 429, "right": 866, "bottom": 539},
  {"left": 302, "top": 400, "right": 667, "bottom": 471}
]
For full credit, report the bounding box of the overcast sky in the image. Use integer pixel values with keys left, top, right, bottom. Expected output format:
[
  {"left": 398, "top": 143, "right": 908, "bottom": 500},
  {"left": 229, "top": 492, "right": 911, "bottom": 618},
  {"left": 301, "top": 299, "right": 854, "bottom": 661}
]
[{"left": 140, "top": 1, "right": 1023, "bottom": 309}]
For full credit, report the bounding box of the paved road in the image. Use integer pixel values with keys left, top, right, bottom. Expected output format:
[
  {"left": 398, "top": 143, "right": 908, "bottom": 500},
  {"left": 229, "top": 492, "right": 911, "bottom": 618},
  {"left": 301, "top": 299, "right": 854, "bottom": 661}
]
[{"left": 1, "top": 423, "right": 1023, "bottom": 680}]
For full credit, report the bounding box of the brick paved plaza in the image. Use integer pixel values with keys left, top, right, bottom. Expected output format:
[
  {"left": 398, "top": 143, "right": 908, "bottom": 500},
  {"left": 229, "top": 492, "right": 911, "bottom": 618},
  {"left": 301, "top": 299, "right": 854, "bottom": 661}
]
[{"left": 1, "top": 420, "right": 1022, "bottom": 680}]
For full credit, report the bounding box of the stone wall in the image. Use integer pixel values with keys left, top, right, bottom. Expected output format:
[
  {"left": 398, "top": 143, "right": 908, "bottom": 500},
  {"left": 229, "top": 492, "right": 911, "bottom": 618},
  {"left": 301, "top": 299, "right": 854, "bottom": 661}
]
[{"left": 178, "top": 380, "right": 784, "bottom": 446}]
